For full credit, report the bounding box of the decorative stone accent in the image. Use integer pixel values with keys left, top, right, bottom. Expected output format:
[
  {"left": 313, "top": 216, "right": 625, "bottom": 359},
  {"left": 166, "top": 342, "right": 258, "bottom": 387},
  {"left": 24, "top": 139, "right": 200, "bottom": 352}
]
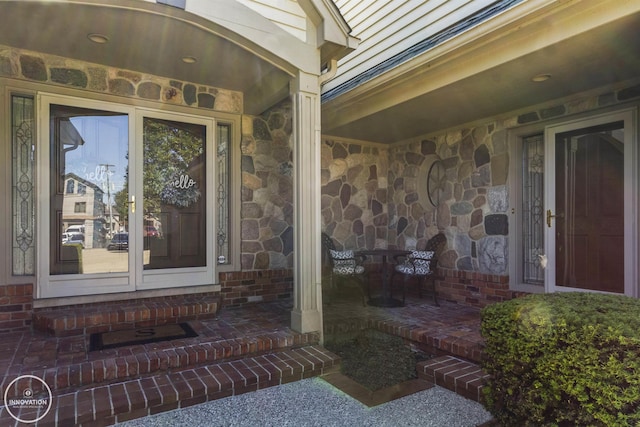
[
  {"left": 50, "top": 68, "right": 87, "bottom": 87},
  {"left": 321, "top": 140, "right": 388, "bottom": 250},
  {"left": 137, "top": 81, "right": 161, "bottom": 99},
  {"left": 0, "top": 44, "right": 242, "bottom": 113},
  {"left": 109, "top": 78, "right": 136, "bottom": 96},
  {"left": 478, "top": 236, "right": 507, "bottom": 274},
  {"left": 240, "top": 102, "right": 294, "bottom": 269},
  {"left": 484, "top": 214, "right": 508, "bottom": 235}
]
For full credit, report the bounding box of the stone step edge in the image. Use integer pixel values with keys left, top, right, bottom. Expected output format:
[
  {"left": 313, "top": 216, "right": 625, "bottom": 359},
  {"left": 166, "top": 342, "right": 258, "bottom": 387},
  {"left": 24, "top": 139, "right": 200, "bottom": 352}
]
[
  {"left": 33, "top": 298, "right": 220, "bottom": 337},
  {"left": 417, "top": 355, "right": 490, "bottom": 403},
  {"left": 3, "top": 345, "right": 341, "bottom": 427},
  {"left": 13, "top": 331, "right": 319, "bottom": 396}
]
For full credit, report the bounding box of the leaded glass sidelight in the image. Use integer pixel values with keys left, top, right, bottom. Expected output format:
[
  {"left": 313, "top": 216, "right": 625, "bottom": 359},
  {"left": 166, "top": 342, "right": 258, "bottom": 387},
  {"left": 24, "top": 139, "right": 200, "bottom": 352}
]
[
  {"left": 216, "top": 124, "right": 230, "bottom": 264},
  {"left": 522, "top": 134, "right": 545, "bottom": 285},
  {"left": 12, "top": 95, "right": 36, "bottom": 276}
]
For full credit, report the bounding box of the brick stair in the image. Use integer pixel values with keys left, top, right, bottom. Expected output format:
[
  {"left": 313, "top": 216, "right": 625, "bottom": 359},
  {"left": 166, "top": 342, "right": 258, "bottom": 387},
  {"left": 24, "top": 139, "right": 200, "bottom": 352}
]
[
  {"left": 418, "top": 355, "right": 490, "bottom": 403},
  {"left": 33, "top": 294, "right": 221, "bottom": 337},
  {"left": 14, "top": 330, "right": 318, "bottom": 395},
  {"left": 1, "top": 345, "right": 340, "bottom": 427}
]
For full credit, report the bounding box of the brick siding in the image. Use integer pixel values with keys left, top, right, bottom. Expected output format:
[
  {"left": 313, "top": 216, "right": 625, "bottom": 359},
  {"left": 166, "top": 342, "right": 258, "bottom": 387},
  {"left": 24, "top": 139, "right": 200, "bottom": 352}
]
[{"left": 0, "top": 283, "right": 33, "bottom": 333}]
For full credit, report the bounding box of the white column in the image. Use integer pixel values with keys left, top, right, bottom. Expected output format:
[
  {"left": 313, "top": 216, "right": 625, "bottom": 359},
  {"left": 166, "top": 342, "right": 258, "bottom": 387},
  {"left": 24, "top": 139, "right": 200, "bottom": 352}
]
[{"left": 290, "top": 70, "right": 323, "bottom": 335}]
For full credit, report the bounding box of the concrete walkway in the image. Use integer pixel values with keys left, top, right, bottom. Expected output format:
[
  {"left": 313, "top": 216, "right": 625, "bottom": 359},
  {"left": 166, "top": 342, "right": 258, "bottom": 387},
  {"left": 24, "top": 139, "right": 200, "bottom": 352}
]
[{"left": 119, "top": 377, "right": 493, "bottom": 427}]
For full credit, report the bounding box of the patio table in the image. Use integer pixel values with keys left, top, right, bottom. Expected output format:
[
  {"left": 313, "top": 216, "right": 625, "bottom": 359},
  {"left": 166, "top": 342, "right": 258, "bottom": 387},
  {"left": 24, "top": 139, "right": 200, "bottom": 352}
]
[{"left": 357, "top": 249, "right": 410, "bottom": 307}]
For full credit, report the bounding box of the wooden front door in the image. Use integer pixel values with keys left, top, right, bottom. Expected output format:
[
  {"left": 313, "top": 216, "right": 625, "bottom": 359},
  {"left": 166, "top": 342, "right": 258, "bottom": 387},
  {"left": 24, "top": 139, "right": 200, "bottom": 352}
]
[
  {"left": 554, "top": 127, "right": 624, "bottom": 292},
  {"left": 545, "top": 110, "right": 635, "bottom": 295}
]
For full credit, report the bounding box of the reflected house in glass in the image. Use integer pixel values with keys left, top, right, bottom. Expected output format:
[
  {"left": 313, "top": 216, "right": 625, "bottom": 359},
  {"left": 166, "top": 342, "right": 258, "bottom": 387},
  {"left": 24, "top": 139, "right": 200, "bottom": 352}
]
[{"left": 61, "top": 173, "right": 107, "bottom": 250}]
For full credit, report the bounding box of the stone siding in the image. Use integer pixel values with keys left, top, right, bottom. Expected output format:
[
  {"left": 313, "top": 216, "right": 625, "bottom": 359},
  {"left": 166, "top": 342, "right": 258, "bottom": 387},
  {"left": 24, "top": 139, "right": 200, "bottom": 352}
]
[
  {"left": 321, "top": 139, "right": 389, "bottom": 249},
  {"left": 322, "top": 79, "right": 640, "bottom": 306},
  {"left": 389, "top": 125, "right": 509, "bottom": 276},
  {"left": 241, "top": 101, "right": 294, "bottom": 269},
  {"left": 0, "top": 44, "right": 242, "bottom": 113}
]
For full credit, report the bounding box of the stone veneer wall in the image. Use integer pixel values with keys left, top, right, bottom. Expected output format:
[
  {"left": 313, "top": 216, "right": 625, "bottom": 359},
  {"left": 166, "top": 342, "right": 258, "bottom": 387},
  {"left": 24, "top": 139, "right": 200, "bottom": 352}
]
[
  {"left": 0, "top": 46, "right": 294, "bottom": 330},
  {"left": 389, "top": 125, "right": 510, "bottom": 275},
  {"left": 322, "top": 79, "right": 640, "bottom": 307},
  {"left": 321, "top": 139, "right": 389, "bottom": 249},
  {"left": 0, "top": 45, "right": 242, "bottom": 112},
  {"left": 240, "top": 101, "right": 295, "bottom": 270}
]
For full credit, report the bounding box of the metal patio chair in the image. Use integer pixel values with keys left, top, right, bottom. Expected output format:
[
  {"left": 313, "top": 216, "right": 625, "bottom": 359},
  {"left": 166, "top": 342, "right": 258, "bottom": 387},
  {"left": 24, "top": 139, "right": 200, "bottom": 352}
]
[
  {"left": 390, "top": 233, "right": 447, "bottom": 306},
  {"left": 321, "top": 232, "right": 368, "bottom": 306}
]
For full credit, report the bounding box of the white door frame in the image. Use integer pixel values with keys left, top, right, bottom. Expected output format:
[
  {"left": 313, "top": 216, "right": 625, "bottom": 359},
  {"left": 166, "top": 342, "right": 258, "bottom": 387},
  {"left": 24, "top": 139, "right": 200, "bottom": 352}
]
[
  {"left": 544, "top": 108, "right": 638, "bottom": 296},
  {"left": 37, "top": 93, "right": 216, "bottom": 299}
]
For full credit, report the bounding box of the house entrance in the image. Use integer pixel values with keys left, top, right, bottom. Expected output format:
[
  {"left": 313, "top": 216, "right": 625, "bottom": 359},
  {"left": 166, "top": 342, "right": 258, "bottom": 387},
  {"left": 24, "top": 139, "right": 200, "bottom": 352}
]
[
  {"left": 545, "top": 110, "right": 636, "bottom": 295},
  {"left": 38, "top": 94, "right": 215, "bottom": 298}
]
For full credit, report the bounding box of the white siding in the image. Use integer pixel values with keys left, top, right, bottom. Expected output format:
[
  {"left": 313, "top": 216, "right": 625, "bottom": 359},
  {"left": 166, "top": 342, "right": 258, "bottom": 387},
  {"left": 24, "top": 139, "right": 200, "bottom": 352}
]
[
  {"left": 326, "top": 0, "right": 496, "bottom": 92},
  {"left": 236, "top": 0, "right": 307, "bottom": 41}
]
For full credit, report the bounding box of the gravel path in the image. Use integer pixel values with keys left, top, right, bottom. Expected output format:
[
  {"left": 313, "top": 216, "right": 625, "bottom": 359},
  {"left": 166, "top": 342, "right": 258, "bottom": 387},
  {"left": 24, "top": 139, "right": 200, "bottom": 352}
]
[{"left": 119, "top": 377, "right": 493, "bottom": 427}]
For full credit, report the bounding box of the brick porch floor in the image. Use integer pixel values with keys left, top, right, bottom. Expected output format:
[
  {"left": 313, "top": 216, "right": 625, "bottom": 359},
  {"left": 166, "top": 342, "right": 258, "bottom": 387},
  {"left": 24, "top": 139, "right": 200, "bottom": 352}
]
[{"left": 0, "top": 294, "right": 487, "bottom": 426}]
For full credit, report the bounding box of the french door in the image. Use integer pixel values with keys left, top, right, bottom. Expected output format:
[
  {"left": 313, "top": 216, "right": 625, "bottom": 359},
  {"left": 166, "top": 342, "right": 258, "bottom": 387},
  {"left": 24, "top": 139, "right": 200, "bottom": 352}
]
[
  {"left": 544, "top": 109, "right": 636, "bottom": 295},
  {"left": 38, "top": 94, "right": 215, "bottom": 298}
]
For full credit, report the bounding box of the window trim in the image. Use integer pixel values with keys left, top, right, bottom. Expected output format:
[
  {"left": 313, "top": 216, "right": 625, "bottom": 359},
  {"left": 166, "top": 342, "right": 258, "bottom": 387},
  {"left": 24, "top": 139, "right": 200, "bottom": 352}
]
[{"left": 508, "top": 123, "right": 546, "bottom": 295}]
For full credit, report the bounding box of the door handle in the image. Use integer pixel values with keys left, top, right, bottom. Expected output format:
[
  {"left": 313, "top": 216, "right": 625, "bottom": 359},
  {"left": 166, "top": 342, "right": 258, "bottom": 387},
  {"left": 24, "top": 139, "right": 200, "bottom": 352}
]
[
  {"left": 546, "top": 209, "right": 564, "bottom": 227},
  {"left": 128, "top": 196, "right": 135, "bottom": 213}
]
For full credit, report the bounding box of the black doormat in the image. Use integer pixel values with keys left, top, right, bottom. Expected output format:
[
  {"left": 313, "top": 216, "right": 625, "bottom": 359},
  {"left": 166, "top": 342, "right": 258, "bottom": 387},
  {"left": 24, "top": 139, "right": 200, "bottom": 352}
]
[{"left": 89, "top": 322, "right": 198, "bottom": 351}]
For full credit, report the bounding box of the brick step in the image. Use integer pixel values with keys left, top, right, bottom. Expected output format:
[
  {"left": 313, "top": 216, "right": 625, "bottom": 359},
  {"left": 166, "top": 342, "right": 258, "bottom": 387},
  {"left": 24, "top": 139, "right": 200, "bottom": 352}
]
[
  {"left": 14, "top": 329, "right": 318, "bottom": 396},
  {"left": 0, "top": 345, "right": 341, "bottom": 427},
  {"left": 417, "top": 355, "right": 490, "bottom": 403},
  {"left": 33, "top": 294, "right": 221, "bottom": 337}
]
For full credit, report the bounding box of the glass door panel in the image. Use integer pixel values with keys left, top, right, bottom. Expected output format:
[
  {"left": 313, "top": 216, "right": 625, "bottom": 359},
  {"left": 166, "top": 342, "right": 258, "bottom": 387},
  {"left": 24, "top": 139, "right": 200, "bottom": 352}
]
[
  {"left": 545, "top": 110, "right": 635, "bottom": 295},
  {"left": 554, "top": 122, "right": 624, "bottom": 292},
  {"left": 142, "top": 117, "right": 207, "bottom": 271},
  {"left": 39, "top": 95, "right": 215, "bottom": 298},
  {"left": 49, "top": 104, "right": 129, "bottom": 275}
]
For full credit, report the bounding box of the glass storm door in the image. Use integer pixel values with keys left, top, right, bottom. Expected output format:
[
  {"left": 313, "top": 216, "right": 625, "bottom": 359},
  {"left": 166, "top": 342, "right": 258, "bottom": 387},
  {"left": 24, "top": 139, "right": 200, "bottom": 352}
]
[
  {"left": 545, "top": 110, "right": 635, "bottom": 295},
  {"left": 38, "top": 95, "right": 214, "bottom": 298},
  {"left": 39, "top": 96, "right": 135, "bottom": 297},
  {"left": 137, "top": 113, "right": 214, "bottom": 290}
]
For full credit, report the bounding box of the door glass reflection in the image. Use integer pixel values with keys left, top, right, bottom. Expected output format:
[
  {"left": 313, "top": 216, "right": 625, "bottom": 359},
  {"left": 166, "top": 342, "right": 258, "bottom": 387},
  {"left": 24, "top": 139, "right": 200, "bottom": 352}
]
[
  {"left": 49, "top": 105, "right": 129, "bottom": 275},
  {"left": 142, "top": 118, "right": 206, "bottom": 270}
]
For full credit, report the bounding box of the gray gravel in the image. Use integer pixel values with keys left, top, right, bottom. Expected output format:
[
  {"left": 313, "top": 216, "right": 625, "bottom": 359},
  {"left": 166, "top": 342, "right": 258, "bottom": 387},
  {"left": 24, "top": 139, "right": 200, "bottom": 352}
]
[{"left": 118, "top": 377, "right": 492, "bottom": 427}]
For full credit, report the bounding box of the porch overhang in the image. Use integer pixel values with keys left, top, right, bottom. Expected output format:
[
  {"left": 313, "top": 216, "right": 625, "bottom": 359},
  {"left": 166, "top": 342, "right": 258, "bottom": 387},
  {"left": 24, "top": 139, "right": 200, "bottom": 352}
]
[
  {"left": 0, "top": 0, "right": 341, "bottom": 115},
  {"left": 321, "top": 0, "right": 640, "bottom": 144}
]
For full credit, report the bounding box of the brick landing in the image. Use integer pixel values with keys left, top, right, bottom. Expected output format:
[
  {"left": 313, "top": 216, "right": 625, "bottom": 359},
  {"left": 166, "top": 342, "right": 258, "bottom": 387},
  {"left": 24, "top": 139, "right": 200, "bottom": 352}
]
[
  {"left": 1, "top": 301, "right": 338, "bottom": 426},
  {"left": 1, "top": 296, "right": 489, "bottom": 425}
]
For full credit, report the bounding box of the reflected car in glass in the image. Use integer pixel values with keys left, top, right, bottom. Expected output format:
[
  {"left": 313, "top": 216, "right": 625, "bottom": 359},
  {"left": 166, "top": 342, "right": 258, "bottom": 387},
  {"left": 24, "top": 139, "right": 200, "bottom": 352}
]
[
  {"left": 63, "top": 233, "right": 85, "bottom": 249},
  {"left": 107, "top": 232, "right": 129, "bottom": 251}
]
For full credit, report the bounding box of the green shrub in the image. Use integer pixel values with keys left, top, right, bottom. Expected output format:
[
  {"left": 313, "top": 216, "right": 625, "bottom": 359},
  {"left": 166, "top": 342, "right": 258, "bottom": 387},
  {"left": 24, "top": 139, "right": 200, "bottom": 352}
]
[{"left": 481, "top": 293, "right": 640, "bottom": 426}]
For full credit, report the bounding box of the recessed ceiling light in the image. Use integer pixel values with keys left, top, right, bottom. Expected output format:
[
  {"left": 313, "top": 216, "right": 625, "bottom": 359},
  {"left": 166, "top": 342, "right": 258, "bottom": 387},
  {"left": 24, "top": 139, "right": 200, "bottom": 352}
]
[
  {"left": 87, "top": 33, "right": 109, "bottom": 44},
  {"left": 531, "top": 73, "right": 551, "bottom": 82},
  {"left": 181, "top": 56, "right": 197, "bottom": 64}
]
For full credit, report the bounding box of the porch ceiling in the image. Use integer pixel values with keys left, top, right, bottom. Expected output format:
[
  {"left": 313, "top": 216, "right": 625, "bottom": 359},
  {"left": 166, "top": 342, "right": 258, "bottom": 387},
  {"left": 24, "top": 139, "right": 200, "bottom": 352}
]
[
  {"left": 321, "top": 6, "right": 640, "bottom": 144},
  {"left": 0, "top": 0, "right": 292, "bottom": 114}
]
